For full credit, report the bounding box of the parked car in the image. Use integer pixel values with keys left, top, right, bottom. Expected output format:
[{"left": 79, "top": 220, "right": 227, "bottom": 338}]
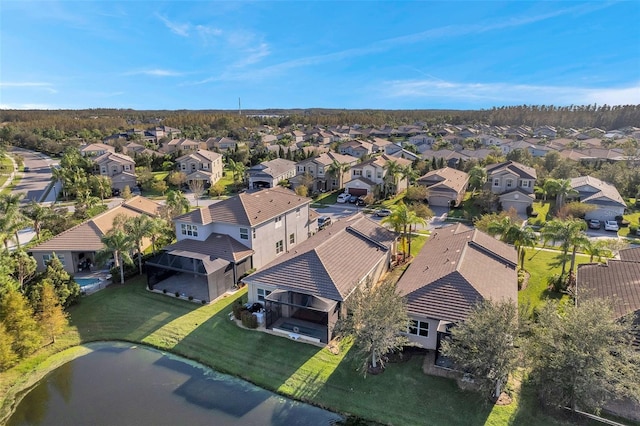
[
  {"left": 376, "top": 208, "right": 392, "bottom": 217},
  {"left": 318, "top": 216, "right": 332, "bottom": 230},
  {"left": 348, "top": 195, "right": 358, "bottom": 203},
  {"left": 23, "top": 166, "right": 30, "bottom": 172},
  {"left": 587, "top": 219, "right": 601, "bottom": 230},
  {"left": 604, "top": 220, "right": 619, "bottom": 232},
  {"left": 355, "top": 196, "right": 366, "bottom": 206},
  {"left": 336, "top": 193, "right": 350, "bottom": 203}
]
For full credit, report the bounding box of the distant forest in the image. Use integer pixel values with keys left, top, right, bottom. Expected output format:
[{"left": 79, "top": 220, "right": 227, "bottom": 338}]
[{"left": 1, "top": 105, "right": 639, "bottom": 153}]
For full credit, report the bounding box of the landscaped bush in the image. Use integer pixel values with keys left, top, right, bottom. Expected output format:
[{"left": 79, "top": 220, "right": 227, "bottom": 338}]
[
  {"left": 162, "top": 289, "right": 167, "bottom": 294},
  {"left": 630, "top": 224, "right": 639, "bottom": 236},
  {"left": 517, "top": 270, "right": 526, "bottom": 290},
  {"left": 240, "top": 310, "right": 258, "bottom": 329},
  {"left": 232, "top": 301, "right": 245, "bottom": 320},
  {"left": 547, "top": 273, "right": 567, "bottom": 293},
  {"left": 175, "top": 291, "right": 180, "bottom": 297},
  {"left": 188, "top": 295, "right": 194, "bottom": 301}
]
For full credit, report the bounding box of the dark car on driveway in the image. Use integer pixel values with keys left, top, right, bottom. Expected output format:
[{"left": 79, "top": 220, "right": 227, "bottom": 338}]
[
  {"left": 318, "top": 216, "right": 332, "bottom": 230},
  {"left": 355, "top": 196, "right": 366, "bottom": 206}
]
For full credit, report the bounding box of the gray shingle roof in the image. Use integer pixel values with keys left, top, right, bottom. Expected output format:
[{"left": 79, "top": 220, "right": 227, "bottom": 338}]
[
  {"left": 164, "top": 232, "right": 254, "bottom": 263},
  {"left": 248, "top": 158, "right": 296, "bottom": 178},
  {"left": 570, "top": 175, "right": 626, "bottom": 207},
  {"left": 397, "top": 223, "right": 517, "bottom": 322},
  {"left": 243, "top": 213, "right": 397, "bottom": 301},
  {"left": 176, "top": 186, "right": 311, "bottom": 227},
  {"left": 486, "top": 160, "right": 537, "bottom": 180}
]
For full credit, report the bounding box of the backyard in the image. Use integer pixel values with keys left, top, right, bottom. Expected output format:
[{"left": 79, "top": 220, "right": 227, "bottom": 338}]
[{"left": 1, "top": 276, "right": 580, "bottom": 426}]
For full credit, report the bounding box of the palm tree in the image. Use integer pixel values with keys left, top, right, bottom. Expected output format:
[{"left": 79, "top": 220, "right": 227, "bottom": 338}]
[
  {"left": 540, "top": 219, "right": 587, "bottom": 277},
  {"left": 97, "top": 230, "right": 134, "bottom": 285},
  {"left": 21, "top": 200, "right": 54, "bottom": 240},
  {"left": 486, "top": 216, "right": 515, "bottom": 241},
  {"left": 228, "top": 159, "right": 246, "bottom": 187},
  {"left": 124, "top": 215, "right": 153, "bottom": 275},
  {"left": 0, "top": 193, "right": 27, "bottom": 250},
  {"left": 583, "top": 239, "right": 611, "bottom": 263},
  {"left": 148, "top": 216, "right": 171, "bottom": 255},
  {"left": 90, "top": 175, "right": 112, "bottom": 205},
  {"left": 383, "top": 160, "right": 401, "bottom": 198},
  {"left": 328, "top": 159, "right": 350, "bottom": 190},
  {"left": 400, "top": 164, "right": 418, "bottom": 189},
  {"left": 468, "top": 166, "right": 487, "bottom": 195},
  {"left": 510, "top": 226, "right": 538, "bottom": 269},
  {"left": 548, "top": 178, "right": 578, "bottom": 210},
  {"left": 381, "top": 202, "right": 426, "bottom": 257},
  {"left": 164, "top": 190, "right": 190, "bottom": 220}
]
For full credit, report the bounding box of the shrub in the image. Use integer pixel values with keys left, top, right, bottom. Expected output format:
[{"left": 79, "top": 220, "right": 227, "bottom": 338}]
[
  {"left": 547, "top": 273, "right": 567, "bottom": 293},
  {"left": 241, "top": 310, "right": 258, "bottom": 329},
  {"left": 175, "top": 291, "right": 180, "bottom": 297},
  {"left": 232, "top": 301, "right": 244, "bottom": 320},
  {"left": 630, "top": 224, "right": 639, "bottom": 236},
  {"left": 188, "top": 295, "right": 194, "bottom": 301},
  {"left": 517, "top": 270, "right": 526, "bottom": 290},
  {"left": 201, "top": 300, "right": 206, "bottom": 305},
  {"left": 162, "top": 289, "right": 167, "bottom": 294}
]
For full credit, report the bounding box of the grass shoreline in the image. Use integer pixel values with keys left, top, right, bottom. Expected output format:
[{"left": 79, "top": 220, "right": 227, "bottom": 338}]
[{"left": 1, "top": 277, "right": 577, "bottom": 425}]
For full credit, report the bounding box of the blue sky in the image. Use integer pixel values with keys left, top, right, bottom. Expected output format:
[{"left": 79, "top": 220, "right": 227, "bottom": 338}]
[{"left": 1, "top": 1, "right": 639, "bottom": 110}]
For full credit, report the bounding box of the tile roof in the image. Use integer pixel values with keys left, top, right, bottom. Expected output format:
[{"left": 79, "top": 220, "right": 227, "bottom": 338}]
[
  {"left": 163, "top": 233, "right": 254, "bottom": 263},
  {"left": 570, "top": 175, "right": 626, "bottom": 207},
  {"left": 417, "top": 167, "right": 469, "bottom": 193},
  {"left": 485, "top": 161, "right": 537, "bottom": 180},
  {"left": 248, "top": 158, "right": 296, "bottom": 177},
  {"left": 243, "top": 213, "right": 398, "bottom": 301},
  {"left": 397, "top": 223, "right": 518, "bottom": 322},
  {"left": 93, "top": 151, "right": 135, "bottom": 165},
  {"left": 620, "top": 247, "right": 640, "bottom": 263},
  {"left": 577, "top": 260, "right": 640, "bottom": 319},
  {"left": 30, "top": 197, "right": 161, "bottom": 252},
  {"left": 175, "top": 186, "right": 311, "bottom": 227},
  {"left": 176, "top": 149, "right": 222, "bottom": 163}
]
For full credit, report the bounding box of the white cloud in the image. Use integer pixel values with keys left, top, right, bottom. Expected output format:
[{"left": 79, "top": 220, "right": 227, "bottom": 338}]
[
  {"left": 156, "top": 14, "right": 190, "bottom": 37},
  {"left": 382, "top": 78, "right": 640, "bottom": 106},
  {"left": 0, "top": 103, "right": 56, "bottom": 110},
  {"left": 0, "top": 82, "right": 57, "bottom": 94},
  {"left": 123, "top": 69, "right": 185, "bottom": 77}
]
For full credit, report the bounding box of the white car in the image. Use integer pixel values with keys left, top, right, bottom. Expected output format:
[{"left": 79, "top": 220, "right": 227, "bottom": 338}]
[
  {"left": 336, "top": 193, "right": 350, "bottom": 203},
  {"left": 604, "top": 220, "right": 619, "bottom": 232}
]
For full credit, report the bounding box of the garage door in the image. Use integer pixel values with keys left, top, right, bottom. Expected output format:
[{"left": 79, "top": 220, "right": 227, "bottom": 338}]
[
  {"left": 348, "top": 188, "right": 367, "bottom": 196},
  {"left": 428, "top": 196, "right": 452, "bottom": 207}
]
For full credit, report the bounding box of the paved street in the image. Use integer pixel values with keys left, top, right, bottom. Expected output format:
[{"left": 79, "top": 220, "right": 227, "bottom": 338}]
[{"left": 10, "top": 147, "right": 57, "bottom": 204}]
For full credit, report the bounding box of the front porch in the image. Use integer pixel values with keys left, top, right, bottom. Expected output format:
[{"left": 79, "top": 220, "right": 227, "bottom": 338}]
[{"left": 264, "top": 290, "right": 339, "bottom": 344}]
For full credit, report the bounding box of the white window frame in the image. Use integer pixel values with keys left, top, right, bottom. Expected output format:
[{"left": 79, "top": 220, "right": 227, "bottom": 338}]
[
  {"left": 289, "top": 233, "right": 295, "bottom": 245},
  {"left": 493, "top": 177, "right": 500, "bottom": 186},
  {"left": 520, "top": 180, "right": 530, "bottom": 188},
  {"left": 276, "top": 240, "right": 284, "bottom": 254},
  {"left": 240, "top": 228, "right": 249, "bottom": 240},
  {"left": 181, "top": 223, "right": 198, "bottom": 237},
  {"left": 506, "top": 178, "right": 513, "bottom": 188},
  {"left": 257, "top": 288, "right": 272, "bottom": 302},
  {"left": 274, "top": 216, "right": 282, "bottom": 228},
  {"left": 408, "top": 320, "right": 429, "bottom": 337}
]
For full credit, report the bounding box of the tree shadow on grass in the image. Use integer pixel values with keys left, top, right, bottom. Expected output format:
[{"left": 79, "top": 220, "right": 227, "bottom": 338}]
[{"left": 313, "top": 351, "right": 495, "bottom": 426}]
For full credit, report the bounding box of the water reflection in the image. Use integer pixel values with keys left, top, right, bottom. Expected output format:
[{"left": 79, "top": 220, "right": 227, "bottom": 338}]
[{"left": 8, "top": 343, "right": 342, "bottom": 426}]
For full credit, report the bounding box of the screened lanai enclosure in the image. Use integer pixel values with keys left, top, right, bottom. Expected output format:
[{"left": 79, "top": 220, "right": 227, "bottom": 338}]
[
  {"left": 264, "top": 290, "right": 341, "bottom": 344},
  {"left": 146, "top": 250, "right": 245, "bottom": 303}
]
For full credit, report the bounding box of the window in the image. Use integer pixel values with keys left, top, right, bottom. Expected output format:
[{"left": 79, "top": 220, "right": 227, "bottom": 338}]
[
  {"left": 252, "top": 228, "right": 256, "bottom": 239},
  {"left": 181, "top": 224, "right": 198, "bottom": 237},
  {"left": 43, "top": 253, "right": 65, "bottom": 267},
  {"left": 181, "top": 163, "right": 186, "bottom": 170},
  {"left": 520, "top": 180, "right": 530, "bottom": 188},
  {"left": 257, "top": 288, "right": 272, "bottom": 302},
  {"left": 275, "top": 216, "right": 282, "bottom": 228},
  {"left": 493, "top": 178, "right": 500, "bottom": 186},
  {"left": 408, "top": 320, "right": 429, "bottom": 337},
  {"left": 203, "top": 163, "right": 208, "bottom": 169},
  {"left": 101, "top": 166, "right": 107, "bottom": 174},
  {"left": 506, "top": 179, "right": 513, "bottom": 188},
  {"left": 240, "top": 228, "right": 249, "bottom": 240},
  {"left": 289, "top": 233, "right": 295, "bottom": 244},
  {"left": 318, "top": 168, "right": 324, "bottom": 176},
  {"left": 276, "top": 240, "right": 284, "bottom": 254},
  {"left": 377, "top": 171, "right": 382, "bottom": 179},
  {"left": 353, "top": 170, "right": 362, "bottom": 176},
  {"left": 366, "top": 171, "right": 372, "bottom": 179}
]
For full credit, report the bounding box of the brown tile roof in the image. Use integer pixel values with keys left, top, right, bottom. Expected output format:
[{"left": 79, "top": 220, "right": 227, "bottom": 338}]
[
  {"left": 164, "top": 233, "right": 254, "bottom": 263},
  {"left": 397, "top": 223, "right": 518, "bottom": 322},
  {"left": 577, "top": 260, "right": 640, "bottom": 319},
  {"left": 243, "top": 213, "right": 398, "bottom": 301},
  {"left": 176, "top": 186, "right": 311, "bottom": 227},
  {"left": 620, "top": 247, "right": 640, "bottom": 263},
  {"left": 417, "top": 167, "right": 469, "bottom": 193},
  {"left": 485, "top": 161, "right": 537, "bottom": 180},
  {"left": 30, "top": 197, "right": 161, "bottom": 253}
]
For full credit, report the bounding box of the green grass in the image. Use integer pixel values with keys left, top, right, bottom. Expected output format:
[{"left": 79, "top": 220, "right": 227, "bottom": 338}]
[
  {"left": 618, "top": 208, "right": 640, "bottom": 238},
  {"left": 448, "top": 192, "right": 482, "bottom": 221},
  {"left": 1, "top": 276, "right": 574, "bottom": 426},
  {"left": 519, "top": 248, "right": 591, "bottom": 311},
  {"left": 530, "top": 201, "right": 552, "bottom": 225}
]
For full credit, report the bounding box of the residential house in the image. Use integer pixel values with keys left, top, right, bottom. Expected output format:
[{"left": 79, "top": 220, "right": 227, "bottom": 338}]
[
  {"left": 121, "top": 142, "right": 160, "bottom": 158},
  {"left": 501, "top": 140, "right": 553, "bottom": 158},
  {"left": 576, "top": 248, "right": 640, "bottom": 421},
  {"left": 388, "top": 148, "right": 420, "bottom": 162},
  {"left": 534, "top": 125, "right": 557, "bottom": 139},
  {"left": 160, "top": 138, "right": 205, "bottom": 155},
  {"left": 175, "top": 149, "right": 224, "bottom": 187},
  {"left": 294, "top": 152, "right": 358, "bottom": 192},
  {"left": 80, "top": 143, "right": 115, "bottom": 157},
  {"left": 568, "top": 176, "right": 627, "bottom": 222},
  {"left": 485, "top": 161, "right": 537, "bottom": 215},
  {"left": 29, "top": 196, "right": 161, "bottom": 274},
  {"left": 92, "top": 152, "right": 137, "bottom": 191},
  {"left": 339, "top": 140, "right": 373, "bottom": 158},
  {"left": 421, "top": 149, "right": 467, "bottom": 168},
  {"left": 205, "top": 137, "right": 243, "bottom": 151},
  {"left": 247, "top": 158, "right": 297, "bottom": 189},
  {"left": 345, "top": 155, "right": 412, "bottom": 197},
  {"left": 148, "top": 125, "right": 181, "bottom": 140},
  {"left": 243, "top": 213, "right": 398, "bottom": 344},
  {"left": 369, "top": 137, "right": 395, "bottom": 154},
  {"left": 396, "top": 223, "right": 517, "bottom": 351},
  {"left": 416, "top": 167, "right": 469, "bottom": 207},
  {"left": 146, "top": 187, "right": 315, "bottom": 303}
]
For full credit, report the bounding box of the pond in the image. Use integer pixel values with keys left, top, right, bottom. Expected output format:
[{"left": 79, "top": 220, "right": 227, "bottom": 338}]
[{"left": 7, "top": 343, "right": 343, "bottom": 426}]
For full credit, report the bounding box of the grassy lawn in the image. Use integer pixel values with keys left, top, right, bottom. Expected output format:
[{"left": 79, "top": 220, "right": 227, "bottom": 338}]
[
  {"left": 448, "top": 192, "right": 482, "bottom": 221},
  {"left": 519, "top": 248, "right": 591, "bottom": 311},
  {"left": 529, "top": 201, "right": 553, "bottom": 226},
  {"left": 0, "top": 276, "right": 575, "bottom": 426}
]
